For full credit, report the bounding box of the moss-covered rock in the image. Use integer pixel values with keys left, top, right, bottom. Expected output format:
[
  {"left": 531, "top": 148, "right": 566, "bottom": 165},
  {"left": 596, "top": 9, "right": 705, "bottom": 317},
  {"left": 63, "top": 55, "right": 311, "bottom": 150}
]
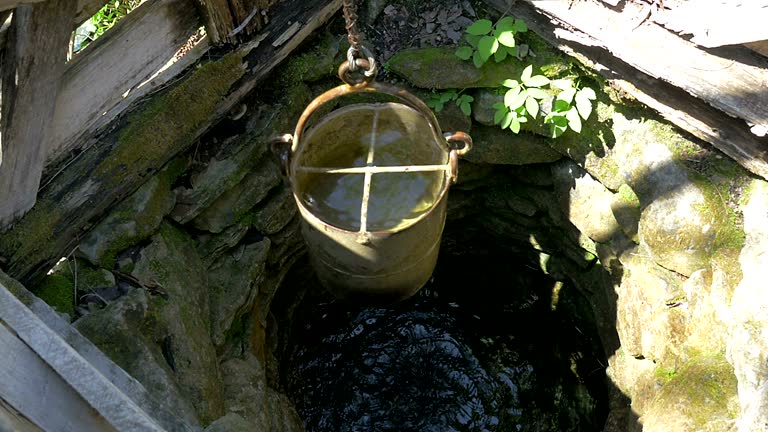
[
  {"left": 641, "top": 354, "right": 738, "bottom": 432},
  {"left": 208, "top": 239, "right": 271, "bottom": 347},
  {"left": 245, "top": 186, "right": 298, "bottom": 236},
  {"left": 388, "top": 46, "right": 570, "bottom": 89},
  {"left": 31, "top": 274, "right": 75, "bottom": 317},
  {"left": 131, "top": 222, "right": 225, "bottom": 424},
  {"left": 465, "top": 125, "right": 562, "bottom": 165},
  {"left": 79, "top": 166, "right": 177, "bottom": 268}
]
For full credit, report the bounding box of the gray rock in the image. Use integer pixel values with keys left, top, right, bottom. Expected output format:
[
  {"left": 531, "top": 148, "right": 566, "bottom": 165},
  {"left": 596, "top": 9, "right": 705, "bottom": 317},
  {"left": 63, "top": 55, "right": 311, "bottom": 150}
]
[
  {"left": 471, "top": 89, "right": 503, "bottom": 126},
  {"left": 74, "top": 289, "right": 201, "bottom": 428},
  {"left": 249, "top": 186, "right": 298, "bottom": 235},
  {"left": 132, "top": 222, "right": 225, "bottom": 424},
  {"left": 209, "top": 239, "right": 271, "bottom": 347},
  {"left": 728, "top": 179, "right": 768, "bottom": 432},
  {"left": 197, "top": 223, "right": 250, "bottom": 266},
  {"left": 78, "top": 171, "right": 175, "bottom": 267},
  {"left": 220, "top": 354, "right": 304, "bottom": 432},
  {"left": 552, "top": 160, "right": 621, "bottom": 243},
  {"left": 205, "top": 413, "right": 257, "bottom": 432},
  {"left": 611, "top": 184, "right": 641, "bottom": 242},
  {"left": 192, "top": 157, "right": 281, "bottom": 233},
  {"left": 465, "top": 125, "right": 561, "bottom": 166}
]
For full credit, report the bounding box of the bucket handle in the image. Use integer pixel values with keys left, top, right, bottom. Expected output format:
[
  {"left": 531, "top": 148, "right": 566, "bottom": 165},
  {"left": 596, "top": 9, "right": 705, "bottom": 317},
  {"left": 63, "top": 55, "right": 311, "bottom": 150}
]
[
  {"left": 270, "top": 134, "right": 293, "bottom": 176},
  {"left": 444, "top": 132, "right": 472, "bottom": 184}
]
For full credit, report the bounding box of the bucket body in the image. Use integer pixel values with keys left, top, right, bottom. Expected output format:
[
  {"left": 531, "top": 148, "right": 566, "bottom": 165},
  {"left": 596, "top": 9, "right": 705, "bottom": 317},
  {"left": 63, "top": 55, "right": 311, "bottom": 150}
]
[{"left": 279, "top": 82, "right": 470, "bottom": 302}]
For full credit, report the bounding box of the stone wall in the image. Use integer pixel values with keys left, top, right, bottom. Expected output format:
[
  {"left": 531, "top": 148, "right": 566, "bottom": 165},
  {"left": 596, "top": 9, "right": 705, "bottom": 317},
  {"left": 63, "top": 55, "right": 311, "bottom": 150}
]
[{"left": 5, "top": 21, "right": 768, "bottom": 432}]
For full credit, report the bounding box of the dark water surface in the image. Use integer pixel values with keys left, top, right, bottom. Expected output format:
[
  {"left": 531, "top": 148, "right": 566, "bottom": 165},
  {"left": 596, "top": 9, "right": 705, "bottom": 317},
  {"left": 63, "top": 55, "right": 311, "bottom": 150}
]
[{"left": 280, "top": 239, "right": 608, "bottom": 432}]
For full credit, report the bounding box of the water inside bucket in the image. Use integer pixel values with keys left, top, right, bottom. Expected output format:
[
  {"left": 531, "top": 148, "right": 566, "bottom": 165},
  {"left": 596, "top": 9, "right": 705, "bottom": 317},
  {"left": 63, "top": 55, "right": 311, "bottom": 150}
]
[{"left": 295, "top": 103, "right": 447, "bottom": 232}]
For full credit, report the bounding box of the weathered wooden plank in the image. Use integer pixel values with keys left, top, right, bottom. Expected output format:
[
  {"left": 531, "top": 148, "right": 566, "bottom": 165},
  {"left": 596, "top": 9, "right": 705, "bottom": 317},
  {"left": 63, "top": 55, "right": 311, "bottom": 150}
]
[
  {"left": 0, "top": 0, "right": 340, "bottom": 284},
  {"left": 522, "top": 0, "right": 768, "bottom": 135},
  {"left": 483, "top": 0, "right": 768, "bottom": 181},
  {"left": 0, "top": 282, "right": 167, "bottom": 431},
  {"left": 0, "top": 270, "right": 200, "bottom": 432},
  {"left": 0, "top": 322, "right": 117, "bottom": 432},
  {"left": 195, "top": 0, "right": 269, "bottom": 44},
  {"left": 0, "top": 0, "right": 43, "bottom": 12},
  {"left": 46, "top": 0, "right": 203, "bottom": 165},
  {"left": 656, "top": 0, "right": 768, "bottom": 47},
  {"left": 0, "top": 399, "right": 44, "bottom": 432},
  {"left": 0, "top": 0, "right": 75, "bottom": 227}
]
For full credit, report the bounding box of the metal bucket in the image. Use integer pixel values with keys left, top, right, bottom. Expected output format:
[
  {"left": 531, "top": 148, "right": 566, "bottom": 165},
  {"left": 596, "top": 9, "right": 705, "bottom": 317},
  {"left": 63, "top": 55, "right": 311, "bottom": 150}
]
[{"left": 272, "top": 80, "right": 471, "bottom": 303}]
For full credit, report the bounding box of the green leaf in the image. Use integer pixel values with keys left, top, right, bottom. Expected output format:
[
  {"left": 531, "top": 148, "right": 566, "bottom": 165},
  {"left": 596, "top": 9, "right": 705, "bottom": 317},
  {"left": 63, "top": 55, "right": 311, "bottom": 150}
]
[
  {"left": 551, "top": 123, "right": 567, "bottom": 138},
  {"left": 501, "top": 111, "right": 515, "bottom": 129},
  {"left": 434, "top": 102, "right": 444, "bottom": 112},
  {"left": 566, "top": 107, "right": 582, "bottom": 133},
  {"left": 508, "top": 89, "right": 528, "bottom": 109},
  {"left": 494, "top": 107, "right": 508, "bottom": 125},
  {"left": 472, "top": 50, "right": 485, "bottom": 68},
  {"left": 494, "top": 46, "right": 509, "bottom": 62},
  {"left": 495, "top": 17, "right": 517, "bottom": 33},
  {"left": 477, "top": 36, "right": 499, "bottom": 60},
  {"left": 458, "top": 95, "right": 474, "bottom": 103},
  {"left": 466, "top": 19, "right": 493, "bottom": 35},
  {"left": 460, "top": 101, "right": 472, "bottom": 116},
  {"left": 527, "top": 88, "right": 549, "bottom": 99},
  {"left": 557, "top": 87, "right": 577, "bottom": 104},
  {"left": 523, "top": 74, "right": 550, "bottom": 88},
  {"left": 579, "top": 87, "right": 597, "bottom": 100},
  {"left": 492, "top": 102, "right": 507, "bottom": 110},
  {"left": 509, "top": 117, "right": 521, "bottom": 133},
  {"left": 512, "top": 19, "right": 528, "bottom": 32},
  {"left": 466, "top": 34, "right": 482, "bottom": 48},
  {"left": 550, "top": 79, "right": 573, "bottom": 91},
  {"left": 455, "top": 46, "right": 473, "bottom": 60},
  {"left": 575, "top": 91, "right": 593, "bottom": 120},
  {"left": 496, "top": 31, "right": 516, "bottom": 47},
  {"left": 554, "top": 99, "right": 571, "bottom": 112},
  {"left": 502, "top": 79, "right": 519, "bottom": 89},
  {"left": 525, "top": 96, "right": 539, "bottom": 119},
  {"left": 504, "top": 86, "right": 521, "bottom": 106},
  {"left": 521, "top": 64, "right": 533, "bottom": 83},
  {"left": 517, "top": 116, "right": 528, "bottom": 123}
]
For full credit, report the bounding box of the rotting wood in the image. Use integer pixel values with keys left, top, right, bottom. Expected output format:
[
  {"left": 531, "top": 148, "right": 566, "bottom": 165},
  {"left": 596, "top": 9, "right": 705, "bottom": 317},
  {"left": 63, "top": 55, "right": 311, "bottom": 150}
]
[
  {"left": 0, "top": 399, "right": 43, "bottom": 432},
  {"left": 194, "top": 0, "right": 271, "bottom": 44},
  {"left": 0, "top": 0, "right": 43, "bottom": 12},
  {"left": 0, "top": 281, "right": 167, "bottom": 431},
  {"left": 518, "top": 0, "right": 768, "bottom": 136},
  {"left": 0, "top": 0, "right": 341, "bottom": 284},
  {"left": 655, "top": 0, "right": 768, "bottom": 47},
  {"left": 483, "top": 0, "right": 768, "bottom": 181},
  {"left": 0, "top": 0, "right": 75, "bottom": 227},
  {"left": 47, "top": 0, "right": 203, "bottom": 165}
]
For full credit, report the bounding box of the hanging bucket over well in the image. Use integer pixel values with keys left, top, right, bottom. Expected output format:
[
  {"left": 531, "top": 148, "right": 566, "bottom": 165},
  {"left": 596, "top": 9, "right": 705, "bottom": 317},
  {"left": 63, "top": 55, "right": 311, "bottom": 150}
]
[{"left": 273, "top": 80, "right": 471, "bottom": 303}]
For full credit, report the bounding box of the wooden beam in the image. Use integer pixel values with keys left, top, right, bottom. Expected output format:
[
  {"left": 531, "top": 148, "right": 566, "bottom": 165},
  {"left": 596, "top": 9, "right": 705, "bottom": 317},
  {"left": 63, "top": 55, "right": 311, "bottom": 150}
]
[
  {"left": 482, "top": 0, "right": 768, "bottom": 181},
  {"left": 0, "top": 0, "right": 341, "bottom": 284},
  {"left": 0, "top": 0, "right": 43, "bottom": 12},
  {"left": 0, "top": 281, "right": 167, "bottom": 431},
  {"left": 522, "top": 0, "right": 768, "bottom": 135},
  {"left": 194, "top": 0, "right": 270, "bottom": 45},
  {"left": 0, "top": 0, "right": 75, "bottom": 227},
  {"left": 46, "top": 0, "right": 204, "bottom": 166},
  {"left": 656, "top": 1, "right": 768, "bottom": 47}
]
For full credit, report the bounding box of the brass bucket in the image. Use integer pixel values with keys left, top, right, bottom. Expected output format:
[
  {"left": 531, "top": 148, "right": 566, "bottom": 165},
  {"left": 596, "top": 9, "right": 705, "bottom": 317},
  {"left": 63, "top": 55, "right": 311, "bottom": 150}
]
[{"left": 272, "top": 71, "right": 471, "bottom": 303}]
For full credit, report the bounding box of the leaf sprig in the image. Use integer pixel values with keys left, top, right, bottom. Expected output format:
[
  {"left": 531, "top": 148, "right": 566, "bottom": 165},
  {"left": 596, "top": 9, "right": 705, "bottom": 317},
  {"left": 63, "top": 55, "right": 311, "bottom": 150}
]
[
  {"left": 455, "top": 17, "right": 529, "bottom": 68},
  {"left": 427, "top": 90, "right": 474, "bottom": 116},
  {"left": 544, "top": 79, "right": 597, "bottom": 137},
  {"left": 492, "top": 65, "right": 549, "bottom": 133}
]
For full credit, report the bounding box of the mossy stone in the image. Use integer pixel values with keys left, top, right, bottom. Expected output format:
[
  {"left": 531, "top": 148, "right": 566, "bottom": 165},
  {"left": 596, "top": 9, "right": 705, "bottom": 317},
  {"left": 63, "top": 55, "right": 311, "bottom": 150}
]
[
  {"left": 642, "top": 354, "right": 738, "bottom": 432},
  {"left": 32, "top": 274, "right": 75, "bottom": 317},
  {"left": 465, "top": 125, "right": 562, "bottom": 165}
]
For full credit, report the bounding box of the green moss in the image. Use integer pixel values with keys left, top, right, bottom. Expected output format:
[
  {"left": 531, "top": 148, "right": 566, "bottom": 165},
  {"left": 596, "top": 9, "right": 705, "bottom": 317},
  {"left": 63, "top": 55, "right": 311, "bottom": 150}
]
[
  {"left": 654, "top": 365, "right": 678, "bottom": 383},
  {"left": 0, "top": 201, "right": 59, "bottom": 274},
  {"left": 653, "top": 353, "right": 738, "bottom": 428},
  {"left": 280, "top": 32, "right": 346, "bottom": 84},
  {"left": 32, "top": 274, "right": 75, "bottom": 316},
  {"left": 96, "top": 53, "right": 245, "bottom": 180},
  {"left": 617, "top": 184, "right": 640, "bottom": 207}
]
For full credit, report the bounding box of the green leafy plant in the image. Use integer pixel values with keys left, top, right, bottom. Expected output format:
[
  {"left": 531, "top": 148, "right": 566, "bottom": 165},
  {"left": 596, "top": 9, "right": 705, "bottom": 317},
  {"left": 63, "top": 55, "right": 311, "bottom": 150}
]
[
  {"left": 427, "top": 90, "right": 474, "bottom": 116},
  {"left": 455, "top": 16, "right": 528, "bottom": 68},
  {"left": 491, "top": 65, "right": 549, "bottom": 133},
  {"left": 73, "top": 0, "right": 143, "bottom": 52},
  {"left": 544, "top": 79, "right": 597, "bottom": 138}
]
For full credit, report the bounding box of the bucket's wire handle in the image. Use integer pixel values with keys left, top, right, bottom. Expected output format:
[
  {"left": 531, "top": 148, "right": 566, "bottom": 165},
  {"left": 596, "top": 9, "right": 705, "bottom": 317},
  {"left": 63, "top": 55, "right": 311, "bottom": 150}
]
[
  {"left": 444, "top": 132, "right": 473, "bottom": 184},
  {"left": 270, "top": 134, "right": 293, "bottom": 176}
]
